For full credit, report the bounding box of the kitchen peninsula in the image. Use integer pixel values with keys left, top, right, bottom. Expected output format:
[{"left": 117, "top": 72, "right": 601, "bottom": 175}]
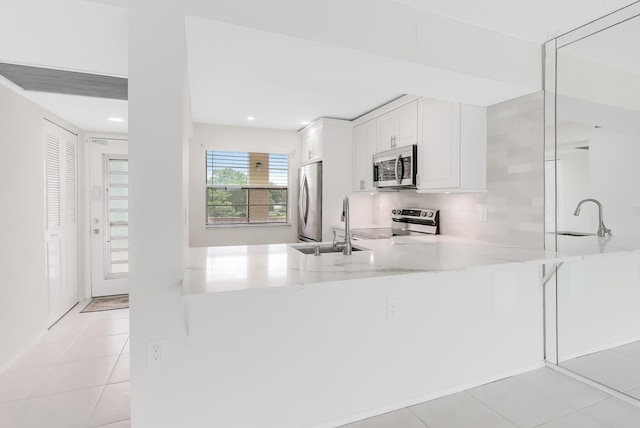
[{"left": 180, "top": 236, "right": 578, "bottom": 428}]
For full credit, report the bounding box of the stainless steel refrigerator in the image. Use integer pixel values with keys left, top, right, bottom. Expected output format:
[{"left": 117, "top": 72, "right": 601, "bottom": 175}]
[{"left": 298, "top": 162, "right": 323, "bottom": 242}]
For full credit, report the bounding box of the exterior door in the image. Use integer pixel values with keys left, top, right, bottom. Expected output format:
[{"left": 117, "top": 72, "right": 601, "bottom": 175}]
[
  {"left": 89, "top": 139, "right": 129, "bottom": 297},
  {"left": 45, "top": 121, "right": 79, "bottom": 326}
]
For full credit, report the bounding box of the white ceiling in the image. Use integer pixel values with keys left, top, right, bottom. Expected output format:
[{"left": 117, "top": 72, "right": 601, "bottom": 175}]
[{"left": 0, "top": 0, "right": 637, "bottom": 133}]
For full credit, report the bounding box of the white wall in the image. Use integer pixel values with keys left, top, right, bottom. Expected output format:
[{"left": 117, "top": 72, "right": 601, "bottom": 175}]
[
  {"left": 128, "top": 4, "right": 190, "bottom": 427},
  {"left": 182, "top": 264, "right": 543, "bottom": 427},
  {"left": 189, "top": 123, "right": 301, "bottom": 247},
  {"left": 0, "top": 82, "right": 79, "bottom": 371}
]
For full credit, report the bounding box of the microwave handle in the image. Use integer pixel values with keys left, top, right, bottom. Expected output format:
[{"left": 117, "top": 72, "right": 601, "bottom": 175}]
[{"left": 395, "top": 154, "right": 403, "bottom": 185}]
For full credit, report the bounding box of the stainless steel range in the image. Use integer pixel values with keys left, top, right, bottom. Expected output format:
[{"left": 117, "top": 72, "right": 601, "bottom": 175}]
[
  {"left": 348, "top": 208, "right": 440, "bottom": 240},
  {"left": 391, "top": 208, "right": 440, "bottom": 235}
]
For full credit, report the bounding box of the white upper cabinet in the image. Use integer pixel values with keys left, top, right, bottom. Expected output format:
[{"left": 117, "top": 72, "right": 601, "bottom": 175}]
[
  {"left": 301, "top": 122, "right": 322, "bottom": 164},
  {"left": 377, "top": 100, "right": 418, "bottom": 152},
  {"left": 352, "top": 119, "right": 377, "bottom": 192},
  {"left": 417, "top": 97, "right": 486, "bottom": 192}
]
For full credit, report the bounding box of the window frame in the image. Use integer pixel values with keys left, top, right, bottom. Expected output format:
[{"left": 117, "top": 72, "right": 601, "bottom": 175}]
[{"left": 205, "top": 150, "right": 291, "bottom": 227}]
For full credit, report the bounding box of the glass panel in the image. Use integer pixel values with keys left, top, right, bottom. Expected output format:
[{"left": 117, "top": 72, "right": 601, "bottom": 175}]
[
  {"left": 109, "top": 160, "right": 129, "bottom": 172},
  {"left": 110, "top": 199, "right": 128, "bottom": 210},
  {"left": 111, "top": 239, "right": 128, "bottom": 249},
  {"left": 207, "top": 188, "right": 248, "bottom": 223},
  {"left": 549, "top": 4, "right": 640, "bottom": 401},
  {"left": 111, "top": 250, "right": 128, "bottom": 262},
  {"left": 110, "top": 187, "right": 129, "bottom": 197},
  {"left": 111, "top": 263, "right": 129, "bottom": 274},
  {"left": 110, "top": 226, "right": 128, "bottom": 237},
  {"left": 109, "top": 211, "right": 128, "bottom": 223},
  {"left": 110, "top": 174, "right": 128, "bottom": 185}
]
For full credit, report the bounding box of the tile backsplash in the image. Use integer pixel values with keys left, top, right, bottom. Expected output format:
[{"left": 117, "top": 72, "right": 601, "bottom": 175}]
[{"left": 372, "top": 91, "right": 544, "bottom": 249}]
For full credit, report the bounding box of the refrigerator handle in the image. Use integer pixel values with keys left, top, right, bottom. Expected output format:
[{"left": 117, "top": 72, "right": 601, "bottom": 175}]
[{"left": 299, "top": 174, "right": 309, "bottom": 229}]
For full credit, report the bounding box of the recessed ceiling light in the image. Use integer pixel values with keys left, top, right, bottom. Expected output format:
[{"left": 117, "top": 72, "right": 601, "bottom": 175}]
[
  {"left": 108, "top": 117, "right": 124, "bottom": 123},
  {"left": 301, "top": 121, "right": 310, "bottom": 125},
  {"left": 247, "top": 116, "right": 255, "bottom": 121}
]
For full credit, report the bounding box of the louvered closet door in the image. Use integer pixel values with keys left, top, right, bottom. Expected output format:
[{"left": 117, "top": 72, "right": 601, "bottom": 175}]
[{"left": 45, "top": 121, "right": 79, "bottom": 326}]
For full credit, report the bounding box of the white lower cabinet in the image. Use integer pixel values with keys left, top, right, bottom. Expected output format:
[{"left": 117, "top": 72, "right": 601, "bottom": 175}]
[
  {"left": 417, "top": 97, "right": 487, "bottom": 193},
  {"left": 352, "top": 119, "right": 376, "bottom": 192}
]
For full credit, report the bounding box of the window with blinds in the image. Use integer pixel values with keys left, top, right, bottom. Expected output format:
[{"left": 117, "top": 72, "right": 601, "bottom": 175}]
[{"left": 206, "top": 150, "right": 289, "bottom": 225}]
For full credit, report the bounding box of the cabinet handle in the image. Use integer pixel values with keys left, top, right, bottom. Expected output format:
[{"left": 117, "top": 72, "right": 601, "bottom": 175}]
[
  {"left": 308, "top": 150, "right": 312, "bottom": 160},
  {"left": 360, "top": 179, "right": 364, "bottom": 190}
]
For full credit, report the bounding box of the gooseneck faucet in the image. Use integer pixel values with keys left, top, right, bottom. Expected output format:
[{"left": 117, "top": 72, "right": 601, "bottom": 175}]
[
  {"left": 573, "top": 198, "right": 612, "bottom": 237},
  {"left": 341, "top": 196, "right": 352, "bottom": 255},
  {"left": 333, "top": 197, "right": 353, "bottom": 254}
]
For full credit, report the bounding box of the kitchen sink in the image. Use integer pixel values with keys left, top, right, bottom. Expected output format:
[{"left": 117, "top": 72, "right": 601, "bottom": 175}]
[
  {"left": 556, "top": 231, "right": 596, "bottom": 237},
  {"left": 291, "top": 244, "right": 365, "bottom": 255}
]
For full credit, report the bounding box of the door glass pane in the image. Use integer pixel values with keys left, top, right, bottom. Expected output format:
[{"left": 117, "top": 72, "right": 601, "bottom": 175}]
[{"left": 107, "top": 157, "right": 129, "bottom": 278}]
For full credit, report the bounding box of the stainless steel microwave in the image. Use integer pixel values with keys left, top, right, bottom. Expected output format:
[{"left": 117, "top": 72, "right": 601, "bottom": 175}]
[{"left": 373, "top": 144, "right": 417, "bottom": 188}]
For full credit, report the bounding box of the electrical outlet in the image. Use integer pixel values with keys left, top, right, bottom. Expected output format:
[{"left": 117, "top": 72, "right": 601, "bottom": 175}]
[
  {"left": 147, "top": 339, "right": 166, "bottom": 366},
  {"left": 387, "top": 299, "right": 399, "bottom": 320}
]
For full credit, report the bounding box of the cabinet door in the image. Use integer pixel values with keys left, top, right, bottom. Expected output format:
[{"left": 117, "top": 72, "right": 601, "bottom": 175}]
[
  {"left": 377, "top": 112, "right": 396, "bottom": 152},
  {"left": 418, "top": 98, "right": 461, "bottom": 190},
  {"left": 395, "top": 100, "right": 418, "bottom": 147},
  {"left": 377, "top": 100, "right": 418, "bottom": 152},
  {"left": 353, "top": 120, "right": 377, "bottom": 191},
  {"left": 301, "top": 125, "right": 322, "bottom": 163}
]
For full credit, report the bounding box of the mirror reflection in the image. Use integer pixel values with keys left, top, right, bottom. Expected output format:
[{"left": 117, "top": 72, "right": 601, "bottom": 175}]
[{"left": 551, "top": 7, "right": 640, "bottom": 399}]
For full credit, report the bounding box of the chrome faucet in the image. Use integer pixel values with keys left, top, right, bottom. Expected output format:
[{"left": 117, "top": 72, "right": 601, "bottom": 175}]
[
  {"left": 573, "top": 198, "right": 612, "bottom": 237},
  {"left": 333, "top": 196, "right": 352, "bottom": 255}
]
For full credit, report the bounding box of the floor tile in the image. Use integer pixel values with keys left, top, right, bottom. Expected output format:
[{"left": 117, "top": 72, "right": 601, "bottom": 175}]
[
  {"left": 92, "top": 309, "right": 130, "bottom": 321},
  {"left": 8, "top": 386, "right": 103, "bottom": 428},
  {"left": 79, "top": 318, "right": 130, "bottom": 339},
  {"left": 11, "top": 341, "right": 71, "bottom": 369},
  {"left": 535, "top": 411, "right": 611, "bottom": 428},
  {"left": 0, "top": 365, "right": 51, "bottom": 402},
  {"left": 581, "top": 397, "right": 640, "bottom": 428},
  {"left": 39, "top": 321, "right": 88, "bottom": 344},
  {"left": 58, "top": 334, "right": 128, "bottom": 363},
  {"left": 625, "top": 386, "right": 640, "bottom": 400},
  {"left": 562, "top": 350, "right": 640, "bottom": 392},
  {"left": 468, "top": 377, "right": 574, "bottom": 428},
  {"left": 515, "top": 367, "right": 609, "bottom": 409},
  {"left": 31, "top": 355, "right": 118, "bottom": 397},
  {"left": 88, "top": 382, "right": 130, "bottom": 427},
  {"left": 340, "top": 408, "right": 427, "bottom": 428},
  {"left": 613, "top": 341, "right": 640, "bottom": 361},
  {"left": 96, "top": 420, "right": 131, "bottom": 428},
  {"left": 108, "top": 353, "right": 130, "bottom": 384},
  {"left": 410, "top": 390, "right": 516, "bottom": 428},
  {"left": 0, "top": 401, "right": 21, "bottom": 427}
]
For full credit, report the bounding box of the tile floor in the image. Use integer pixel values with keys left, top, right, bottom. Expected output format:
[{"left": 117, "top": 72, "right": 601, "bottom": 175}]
[
  {"left": 562, "top": 340, "right": 640, "bottom": 400},
  {"left": 341, "top": 367, "right": 640, "bottom": 428},
  {"left": 3, "top": 304, "right": 640, "bottom": 428},
  {"left": 0, "top": 302, "right": 130, "bottom": 428}
]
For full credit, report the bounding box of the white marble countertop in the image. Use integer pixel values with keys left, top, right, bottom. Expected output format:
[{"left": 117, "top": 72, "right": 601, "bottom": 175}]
[
  {"left": 183, "top": 235, "right": 579, "bottom": 297},
  {"left": 555, "top": 234, "right": 640, "bottom": 256}
]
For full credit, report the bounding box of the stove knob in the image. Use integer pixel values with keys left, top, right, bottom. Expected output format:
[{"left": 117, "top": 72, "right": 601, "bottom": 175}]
[
  {"left": 420, "top": 211, "right": 427, "bottom": 217},
  {"left": 391, "top": 209, "right": 397, "bottom": 215}
]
